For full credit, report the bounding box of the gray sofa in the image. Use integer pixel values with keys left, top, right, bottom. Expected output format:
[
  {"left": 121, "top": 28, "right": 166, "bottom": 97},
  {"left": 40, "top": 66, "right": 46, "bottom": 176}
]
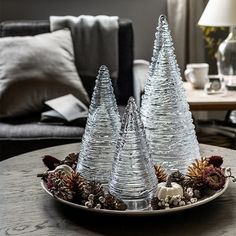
[{"left": 0, "top": 19, "right": 148, "bottom": 161}]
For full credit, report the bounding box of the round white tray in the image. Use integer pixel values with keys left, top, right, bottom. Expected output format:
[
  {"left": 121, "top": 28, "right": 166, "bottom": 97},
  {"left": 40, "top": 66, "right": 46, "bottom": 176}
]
[{"left": 41, "top": 178, "right": 229, "bottom": 216}]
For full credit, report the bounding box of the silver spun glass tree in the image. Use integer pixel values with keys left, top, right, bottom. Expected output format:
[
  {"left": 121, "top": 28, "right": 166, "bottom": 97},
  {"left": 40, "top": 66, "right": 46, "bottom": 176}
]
[
  {"left": 76, "top": 65, "right": 121, "bottom": 185},
  {"left": 141, "top": 15, "right": 200, "bottom": 174},
  {"left": 148, "top": 14, "right": 172, "bottom": 78},
  {"left": 85, "top": 65, "right": 120, "bottom": 130},
  {"left": 108, "top": 97, "right": 158, "bottom": 210}
]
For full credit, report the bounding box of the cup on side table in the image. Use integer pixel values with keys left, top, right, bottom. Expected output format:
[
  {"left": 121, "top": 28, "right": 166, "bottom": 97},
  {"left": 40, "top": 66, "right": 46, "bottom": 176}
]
[
  {"left": 184, "top": 63, "right": 209, "bottom": 89},
  {"left": 204, "top": 75, "right": 225, "bottom": 95}
]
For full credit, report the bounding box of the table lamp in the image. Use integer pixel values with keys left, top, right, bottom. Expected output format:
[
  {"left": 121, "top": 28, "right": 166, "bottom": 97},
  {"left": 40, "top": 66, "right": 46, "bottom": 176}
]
[{"left": 198, "top": 0, "right": 236, "bottom": 88}]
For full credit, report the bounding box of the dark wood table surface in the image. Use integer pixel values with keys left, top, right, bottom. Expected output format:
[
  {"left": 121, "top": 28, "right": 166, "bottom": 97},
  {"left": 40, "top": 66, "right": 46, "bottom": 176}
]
[{"left": 0, "top": 143, "right": 236, "bottom": 236}]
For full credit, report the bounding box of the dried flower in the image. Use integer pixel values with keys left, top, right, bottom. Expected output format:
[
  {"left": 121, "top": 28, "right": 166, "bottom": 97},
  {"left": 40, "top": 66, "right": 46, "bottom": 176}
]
[
  {"left": 207, "top": 156, "right": 223, "bottom": 168},
  {"left": 202, "top": 167, "right": 226, "bottom": 190},
  {"left": 42, "top": 155, "right": 61, "bottom": 170}
]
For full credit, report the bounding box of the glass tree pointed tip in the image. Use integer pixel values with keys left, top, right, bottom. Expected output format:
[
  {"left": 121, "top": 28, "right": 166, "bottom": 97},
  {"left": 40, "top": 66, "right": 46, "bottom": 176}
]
[
  {"left": 99, "top": 65, "right": 109, "bottom": 72},
  {"left": 159, "top": 14, "right": 168, "bottom": 24},
  {"left": 97, "top": 65, "right": 110, "bottom": 80},
  {"left": 127, "top": 96, "right": 136, "bottom": 104},
  {"left": 126, "top": 97, "right": 138, "bottom": 112},
  {"left": 157, "top": 15, "right": 169, "bottom": 30}
]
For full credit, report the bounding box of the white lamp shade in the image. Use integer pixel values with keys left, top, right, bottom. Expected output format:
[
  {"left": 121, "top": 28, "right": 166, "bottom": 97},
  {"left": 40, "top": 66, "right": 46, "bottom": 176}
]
[{"left": 198, "top": 0, "right": 236, "bottom": 26}]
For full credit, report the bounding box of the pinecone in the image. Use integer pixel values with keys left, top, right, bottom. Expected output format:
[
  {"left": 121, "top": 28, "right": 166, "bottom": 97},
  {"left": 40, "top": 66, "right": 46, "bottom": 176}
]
[
  {"left": 170, "top": 171, "right": 185, "bottom": 186},
  {"left": 80, "top": 180, "right": 105, "bottom": 208},
  {"left": 69, "top": 172, "right": 85, "bottom": 203},
  {"left": 103, "top": 194, "right": 127, "bottom": 211},
  {"left": 62, "top": 153, "right": 79, "bottom": 170},
  {"left": 47, "top": 170, "right": 75, "bottom": 201},
  {"left": 154, "top": 165, "right": 167, "bottom": 182}
]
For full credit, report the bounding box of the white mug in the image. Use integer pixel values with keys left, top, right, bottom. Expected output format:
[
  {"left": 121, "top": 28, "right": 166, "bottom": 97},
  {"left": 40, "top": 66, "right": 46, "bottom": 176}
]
[{"left": 184, "top": 63, "right": 209, "bottom": 89}]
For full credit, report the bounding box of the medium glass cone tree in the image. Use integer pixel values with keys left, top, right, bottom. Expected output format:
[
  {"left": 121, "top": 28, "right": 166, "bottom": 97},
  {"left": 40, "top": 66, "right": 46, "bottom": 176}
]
[
  {"left": 108, "top": 97, "right": 158, "bottom": 211},
  {"left": 141, "top": 15, "right": 200, "bottom": 174},
  {"left": 76, "top": 66, "right": 121, "bottom": 185}
]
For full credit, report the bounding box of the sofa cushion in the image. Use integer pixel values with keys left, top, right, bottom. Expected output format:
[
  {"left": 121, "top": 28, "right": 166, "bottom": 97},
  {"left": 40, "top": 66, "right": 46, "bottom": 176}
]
[
  {"left": 0, "top": 122, "right": 85, "bottom": 139},
  {"left": 0, "top": 29, "right": 90, "bottom": 119},
  {"left": 0, "top": 117, "right": 85, "bottom": 161},
  {"left": 0, "top": 19, "right": 134, "bottom": 105}
]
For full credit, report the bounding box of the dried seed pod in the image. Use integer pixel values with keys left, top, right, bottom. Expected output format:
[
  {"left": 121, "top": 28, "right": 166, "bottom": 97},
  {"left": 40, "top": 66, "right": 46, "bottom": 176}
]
[{"left": 187, "top": 157, "right": 210, "bottom": 179}]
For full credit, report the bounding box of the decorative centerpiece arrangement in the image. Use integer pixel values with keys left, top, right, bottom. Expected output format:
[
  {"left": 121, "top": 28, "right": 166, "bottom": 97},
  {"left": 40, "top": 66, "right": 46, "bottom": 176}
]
[
  {"left": 38, "top": 15, "right": 235, "bottom": 214},
  {"left": 38, "top": 153, "right": 234, "bottom": 212}
]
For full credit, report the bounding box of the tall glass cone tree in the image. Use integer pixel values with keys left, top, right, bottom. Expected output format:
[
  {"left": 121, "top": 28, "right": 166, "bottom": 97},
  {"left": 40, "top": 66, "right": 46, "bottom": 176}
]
[
  {"left": 148, "top": 15, "right": 172, "bottom": 78},
  {"left": 108, "top": 97, "right": 158, "bottom": 210},
  {"left": 143, "top": 15, "right": 177, "bottom": 106},
  {"left": 141, "top": 16, "right": 200, "bottom": 174},
  {"left": 76, "top": 65, "right": 121, "bottom": 185}
]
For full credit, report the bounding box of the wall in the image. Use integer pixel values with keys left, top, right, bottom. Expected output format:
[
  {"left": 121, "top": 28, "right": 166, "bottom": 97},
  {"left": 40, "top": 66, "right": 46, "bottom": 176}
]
[{"left": 0, "top": 0, "right": 167, "bottom": 60}]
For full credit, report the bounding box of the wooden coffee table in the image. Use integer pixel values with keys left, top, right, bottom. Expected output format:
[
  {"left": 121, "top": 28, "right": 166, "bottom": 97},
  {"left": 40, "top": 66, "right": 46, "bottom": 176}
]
[{"left": 0, "top": 143, "right": 236, "bottom": 236}]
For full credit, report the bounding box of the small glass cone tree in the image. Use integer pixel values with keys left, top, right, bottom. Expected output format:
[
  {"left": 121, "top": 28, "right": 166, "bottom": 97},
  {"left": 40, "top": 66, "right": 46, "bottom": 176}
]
[
  {"left": 76, "top": 65, "right": 121, "bottom": 185},
  {"left": 141, "top": 15, "right": 200, "bottom": 174},
  {"left": 108, "top": 97, "right": 158, "bottom": 211}
]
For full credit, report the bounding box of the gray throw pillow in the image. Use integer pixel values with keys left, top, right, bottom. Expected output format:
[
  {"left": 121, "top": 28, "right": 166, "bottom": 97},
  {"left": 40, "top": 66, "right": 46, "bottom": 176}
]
[{"left": 0, "top": 29, "right": 90, "bottom": 118}]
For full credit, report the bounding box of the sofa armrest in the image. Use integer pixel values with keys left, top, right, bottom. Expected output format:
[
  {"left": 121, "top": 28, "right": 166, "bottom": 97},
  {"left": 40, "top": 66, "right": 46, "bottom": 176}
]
[{"left": 133, "top": 59, "right": 149, "bottom": 106}]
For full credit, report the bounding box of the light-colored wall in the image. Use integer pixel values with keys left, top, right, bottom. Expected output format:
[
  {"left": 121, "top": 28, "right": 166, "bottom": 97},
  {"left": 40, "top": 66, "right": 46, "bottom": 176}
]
[{"left": 0, "top": 0, "right": 167, "bottom": 60}]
